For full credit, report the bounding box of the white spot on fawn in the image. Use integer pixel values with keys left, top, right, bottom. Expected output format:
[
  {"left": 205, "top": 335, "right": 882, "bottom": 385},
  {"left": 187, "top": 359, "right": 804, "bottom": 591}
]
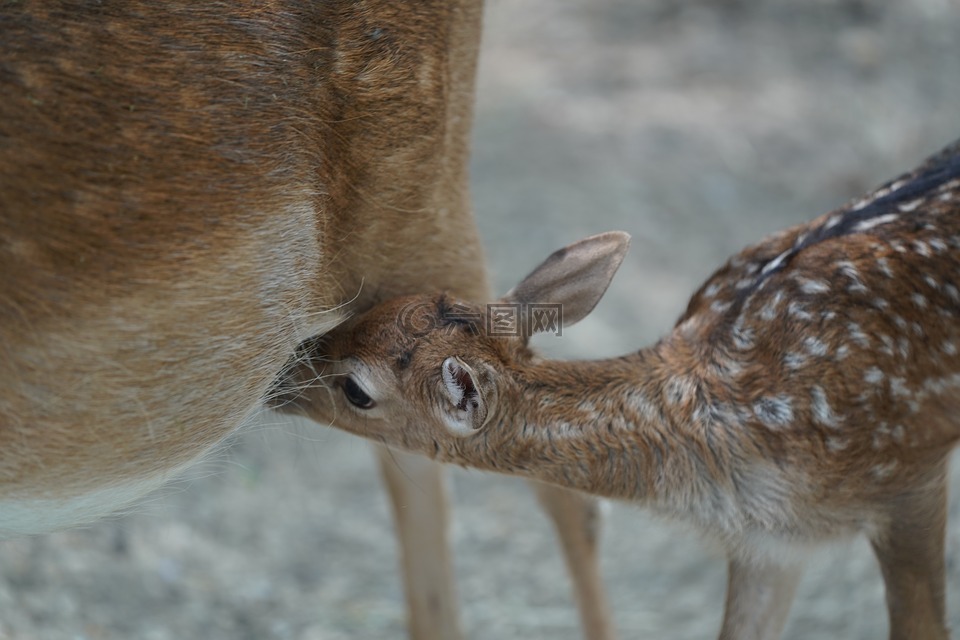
[
  {"left": 811, "top": 386, "right": 841, "bottom": 428},
  {"left": 875, "top": 257, "right": 894, "bottom": 278},
  {"left": 871, "top": 460, "right": 898, "bottom": 480},
  {"left": 783, "top": 352, "right": 806, "bottom": 370},
  {"left": 803, "top": 336, "right": 829, "bottom": 357},
  {"left": 898, "top": 337, "right": 911, "bottom": 359},
  {"left": 826, "top": 437, "right": 849, "bottom": 452},
  {"left": 854, "top": 213, "right": 899, "bottom": 232},
  {"left": 848, "top": 322, "right": 870, "bottom": 347},
  {"left": 788, "top": 301, "right": 813, "bottom": 321},
  {"left": 762, "top": 251, "right": 792, "bottom": 275},
  {"left": 753, "top": 395, "right": 794, "bottom": 429},
  {"left": 836, "top": 261, "right": 867, "bottom": 293},
  {"left": 898, "top": 198, "right": 923, "bottom": 213},
  {"left": 760, "top": 290, "right": 785, "bottom": 321},
  {"left": 864, "top": 367, "right": 884, "bottom": 385},
  {"left": 797, "top": 277, "right": 830, "bottom": 295},
  {"left": 889, "top": 376, "right": 910, "bottom": 398},
  {"left": 913, "top": 240, "right": 932, "bottom": 257},
  {"left": 731, "top": 325, "right": 755, "bottom": 350},
  {"left": 877, "top": 333, "right": 895, "bottom": 355}
]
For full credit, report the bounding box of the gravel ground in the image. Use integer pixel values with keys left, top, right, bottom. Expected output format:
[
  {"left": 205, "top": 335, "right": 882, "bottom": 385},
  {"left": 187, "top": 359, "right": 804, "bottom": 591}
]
[{"left": 3, "top": 1, "right": 960, "bottom": 638}]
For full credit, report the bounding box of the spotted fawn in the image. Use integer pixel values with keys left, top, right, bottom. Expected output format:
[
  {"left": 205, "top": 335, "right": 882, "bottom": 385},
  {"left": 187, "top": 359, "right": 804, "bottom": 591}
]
[{"left": 276, "top": 141, "right": 960, "bottom": 640}]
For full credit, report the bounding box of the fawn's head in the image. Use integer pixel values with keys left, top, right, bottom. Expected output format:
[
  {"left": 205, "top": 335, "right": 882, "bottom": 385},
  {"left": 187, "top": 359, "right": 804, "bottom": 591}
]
[{"left": 275, "top": 232, "right": 630, "bottom": 449}]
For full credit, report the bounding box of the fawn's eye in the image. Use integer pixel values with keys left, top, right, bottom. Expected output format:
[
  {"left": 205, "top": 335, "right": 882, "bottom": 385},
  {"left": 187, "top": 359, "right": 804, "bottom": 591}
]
[{"left": 342, "top": 376, "right": 375, "bottom": 409}]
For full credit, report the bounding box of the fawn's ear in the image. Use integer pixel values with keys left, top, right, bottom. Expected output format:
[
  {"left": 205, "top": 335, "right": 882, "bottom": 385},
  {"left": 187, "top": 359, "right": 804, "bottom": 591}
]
[
  {"left": 501, "top": 231, "right": 630, "bottom": 335},
  {"left": 439, "top": 356, "right": 489, "bottom": 436}
]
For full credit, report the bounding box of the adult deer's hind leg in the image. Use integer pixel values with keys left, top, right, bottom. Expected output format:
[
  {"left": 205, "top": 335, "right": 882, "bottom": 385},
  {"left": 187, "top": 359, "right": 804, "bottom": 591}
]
[
  {"left": 533, "top": 482, "right": 617, "bottom": 640},
  {"left": 376, "top": 445, "right": 464, "bottom": 640},
  {"left": 869, "top": 465, "right": 950, "bottom": 640}
]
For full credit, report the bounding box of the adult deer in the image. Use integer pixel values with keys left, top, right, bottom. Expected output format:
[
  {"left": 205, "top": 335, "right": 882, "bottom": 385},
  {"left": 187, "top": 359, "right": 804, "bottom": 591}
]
[
  {"left": 0, "top": 2, "right": 613, "bottom": 639},
  {"left": 277, "top": 141, "right": 960, "bottom": 639}
]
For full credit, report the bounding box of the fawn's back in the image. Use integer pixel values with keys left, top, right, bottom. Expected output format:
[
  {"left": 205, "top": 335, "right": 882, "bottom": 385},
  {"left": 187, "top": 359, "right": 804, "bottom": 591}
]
[{"left": 668, "top": 142, "right": 960, "bottom": 508}]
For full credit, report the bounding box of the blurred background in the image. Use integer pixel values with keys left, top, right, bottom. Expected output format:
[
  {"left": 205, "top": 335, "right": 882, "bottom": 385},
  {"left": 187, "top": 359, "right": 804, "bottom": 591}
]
[{"left": 2, "top": 0, "right": 959, "bottom": 638}]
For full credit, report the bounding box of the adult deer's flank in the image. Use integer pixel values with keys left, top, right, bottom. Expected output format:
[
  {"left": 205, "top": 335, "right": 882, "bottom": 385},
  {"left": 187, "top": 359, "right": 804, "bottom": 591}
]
[{"left": 277, "top": 141, "right": 960, "bottom": 640}]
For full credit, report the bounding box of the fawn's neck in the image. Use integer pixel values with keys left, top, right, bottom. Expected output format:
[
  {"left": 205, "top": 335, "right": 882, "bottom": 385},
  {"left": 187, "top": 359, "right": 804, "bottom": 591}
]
[{"left": 456, "top": 339, "right": 740, "bottom": 513}]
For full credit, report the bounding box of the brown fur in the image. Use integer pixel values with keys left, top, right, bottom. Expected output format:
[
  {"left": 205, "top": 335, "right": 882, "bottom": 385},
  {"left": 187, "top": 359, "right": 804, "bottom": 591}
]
[{"left": 0, "top": 0, "right": 488, "bottom": 499}]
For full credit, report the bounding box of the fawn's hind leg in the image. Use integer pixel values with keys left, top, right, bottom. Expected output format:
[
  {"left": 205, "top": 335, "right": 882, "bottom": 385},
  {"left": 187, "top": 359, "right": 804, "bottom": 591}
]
[{"left": 869, "top": 464, "right": 950, "bottom": 640}]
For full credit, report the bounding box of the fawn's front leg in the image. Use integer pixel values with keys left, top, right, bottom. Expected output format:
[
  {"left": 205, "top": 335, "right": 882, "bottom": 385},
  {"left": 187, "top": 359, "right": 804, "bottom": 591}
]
[
  {"left": 375, "top": 445, "right": 464, "bottom": 640},
  {"left": 718, "top": 556, "right": 803, "bottom": 640},
  {"left": 533, "top": 482, "right": 617, "bottom": 640},
  {"left": 870, "top": 466, "right": 950, "bottom": 640}
]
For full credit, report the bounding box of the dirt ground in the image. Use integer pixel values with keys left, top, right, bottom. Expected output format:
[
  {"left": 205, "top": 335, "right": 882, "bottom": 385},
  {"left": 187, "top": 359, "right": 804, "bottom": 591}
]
[{"left": 3, "top": 1, "right": 960, "bottom": 638}]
